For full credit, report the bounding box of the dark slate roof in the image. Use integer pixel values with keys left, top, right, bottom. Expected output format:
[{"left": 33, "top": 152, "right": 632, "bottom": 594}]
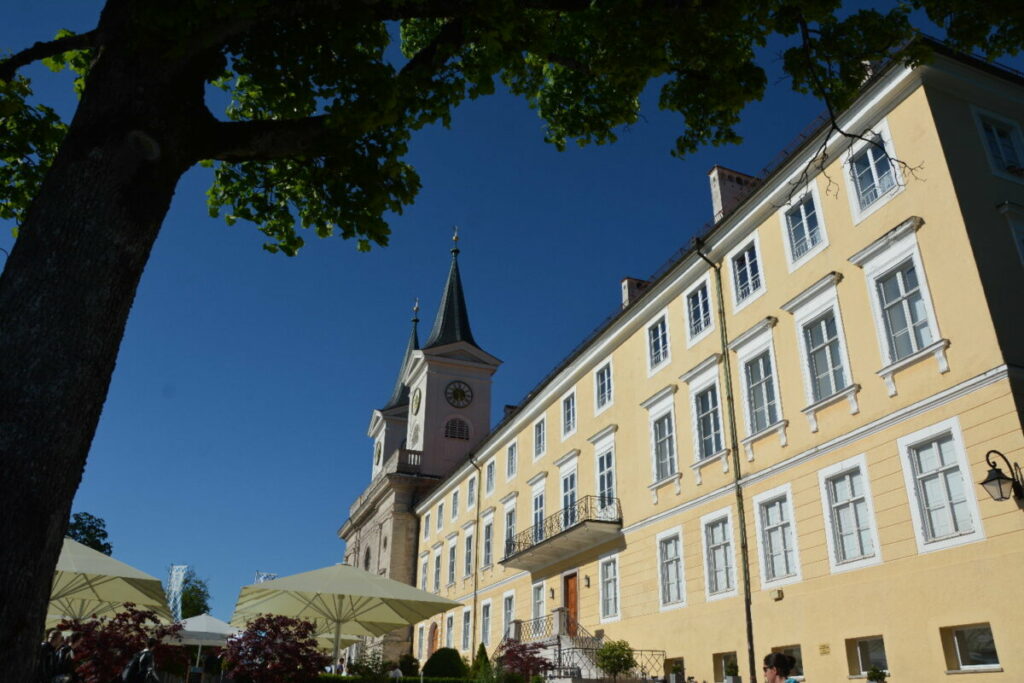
[
  {"left": 381, "top": 316, "right": 419, "bottom": 411},
  {"left": 423, "top": 249, "right": 479, "bottom": 350}
]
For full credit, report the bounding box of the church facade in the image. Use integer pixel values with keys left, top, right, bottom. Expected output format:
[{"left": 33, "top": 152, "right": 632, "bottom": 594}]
[{"left": 341, "top": 41, "right": 1024, "bottom": 682}]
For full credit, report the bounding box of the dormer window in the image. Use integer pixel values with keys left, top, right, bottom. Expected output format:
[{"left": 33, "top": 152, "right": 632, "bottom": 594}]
[{"left": 445, "top": 418, "right": 470, "bottom": 440}]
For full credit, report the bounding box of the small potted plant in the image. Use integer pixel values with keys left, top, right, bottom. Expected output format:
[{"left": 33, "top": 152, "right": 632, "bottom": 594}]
[
  {"left": 724, "top": 659, "right": 741, "bottom": 683},
  {"left": 866, "top": 667, "right": 888, "bottom": 683}
]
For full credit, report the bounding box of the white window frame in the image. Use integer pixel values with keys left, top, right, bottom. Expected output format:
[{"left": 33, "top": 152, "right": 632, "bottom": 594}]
[
  {"left": 506, "top": 441, "right": 518, "bottom": 480},
  {"left": 646, "top": 310, "right": 672, "bottom": 375},
  {"left": 751, "top": 483, "right": 803, "bottom": 589},
  {"left": 463, "top": 527, "right": 475, "bottom": 577},
  {"left": 481, "top": 513, "right": 495, "bottom": 568},
  {"left": 461, "top": 608, "right": 472, "bottom": 651},
  {"left": 817, "top": 453, "right": 882, "bottom": 574},
  {"left": 531, "top": 581, "right": 546, "bottom": 620},
  {"left": 727, "top": 232, "right": 767, "bottom": 312},
  {"left": 480, "top": 600, "right": 492, "bottom": 646},
  {"left": 485, "top": 460, "right": 495, "bottom": 496},
  {"left": 467, "top": 476, "right": 477, "bottom": 508},
  {"left": 843, "top": 118, "right": 903, "bottom": 224},
  {"left": 559, "top": 453, "right": 579, "bottom": 528},
  {"left": 419, "top": 554, "right": 429, "bottom": 591},
  {"left": 971, "top": 105, "right": 1024, "bottom": 185},
  {"left": 423, "top": 513, "right": 431, "bottom": 540},
  {"left": 849, "top": 636, "right": 888, "bottom": 675},
  {"left": 701, "top": 507, "right": 738, "bottom": 601},
  {"left": 432, "top": 547, "right": 442, "bottom": 592},
  {"left": 445, "top": 613, "right": 454, "bottom": 648},
  {"left": 533, "top": 417, "right": 547, "bottom": 460},
  {"left": 594, "top": 360, "right": 614, "bottom": 414},
  {"left": 729, "top": 317, "right": 787, "bottom": 461},
  {"left": 503, "top": 501, "right": 517, "bottom": 560},
  {"left": 418, "top": 624, "right": 425, "bottom": 661},
  {"left": 781, "top": 272, "right": 859, "bottom": 433},
  {"left": 655, "top": 526, "right": 686, "bottom": 610},
  {"left": 451, "top": 490, "right": 459, "bottom": 521},
  {"left": 778, "top": 182, "right": 829, "bottom": 272},
  {"left": 642, "top": 386, "right": 680, "bottom": 498},
  {"left": 949, "top": 623, "right": 1001, "bottom": 672},
  {"left": 502, "top": 590, "right": 516, "bottom": 638},
  {"left": 598, "top": 552, "right": 621, "bottom": 623},
  {"left": 849, "top": 217, "right": 948, "bottom": 397},
  {"left": 591, "top": 426, "right": 618, "bottom": 518},
  {"left": 681, "top": 354, "right": 727, "bottom": 485},
  {"left": 897, "top": 417, "right": 984, "bottom": 554},
  {"left": 446, "top": 536, "right": 457, "bottom": 586},
  {"left": 1000, "top": 201, "right": 1024, "bottom": 265},
  {"left": 437, "top": 503, "right": 444, "bottom": 531},
  {"left": 561, "top": 389, "right": 577, "bottom": 439},
  {"left": 684, "top": 275, "right": 715, "bottom": 347},
  {"left": 531, "top": 478, "right": 546, "bottom": 545}
]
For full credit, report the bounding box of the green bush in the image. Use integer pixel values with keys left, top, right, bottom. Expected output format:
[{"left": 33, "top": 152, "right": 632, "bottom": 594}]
[
  {"left": 595, "top": 640, "right": 636, "bottom": 681},
  {"left": 422, "top": 648, "right": 469, "bottom": 678},
  {"left": 399, "top": 654, "right": 420, "bottom": 676},
  {"left": 470, "top": 643, "right": 492, "bottom": 680}
]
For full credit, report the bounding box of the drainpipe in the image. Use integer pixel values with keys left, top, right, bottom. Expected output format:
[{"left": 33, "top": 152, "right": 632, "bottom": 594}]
[
  {"left": 469, "top": 457, "right": 483, "bottom": 656},
  {"left": 694, "top": 237, "right": 757, "bottom": 683}
]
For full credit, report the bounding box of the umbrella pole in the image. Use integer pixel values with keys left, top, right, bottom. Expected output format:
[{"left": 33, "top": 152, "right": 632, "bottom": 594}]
[
  {"left": 332, "top": 620, "right": 342, "bottom": 672},
  {"left": 196, "top": 644, "right": 203, "bottom": 668}
]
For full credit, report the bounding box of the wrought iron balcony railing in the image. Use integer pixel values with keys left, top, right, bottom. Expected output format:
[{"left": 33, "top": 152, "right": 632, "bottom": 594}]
[{"left": 503, "top": 495, "right": 621, "bottom": 559}]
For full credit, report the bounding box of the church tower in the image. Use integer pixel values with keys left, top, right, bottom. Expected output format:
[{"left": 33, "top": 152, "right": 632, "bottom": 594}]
[{"left": 338, "top": 233, "right": 498, "bottom": 662}]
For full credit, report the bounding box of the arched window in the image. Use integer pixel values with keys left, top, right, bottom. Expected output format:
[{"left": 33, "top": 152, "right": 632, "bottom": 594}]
[
  {"left": 363, "top": 547, "right": 372, "bottom": 571},
  {"left": 444, "top": 418, "right": 470, "bottom": 440}
]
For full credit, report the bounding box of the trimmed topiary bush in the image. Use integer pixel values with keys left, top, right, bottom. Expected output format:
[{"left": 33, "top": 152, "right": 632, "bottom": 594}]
[{"left": 423, "top": 648, "right": 469, "bottom": 678}]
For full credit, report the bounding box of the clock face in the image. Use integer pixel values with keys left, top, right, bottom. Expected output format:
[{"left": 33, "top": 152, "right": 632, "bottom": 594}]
[
  {"left": 445, "top": 380, "right": 474, "bottom": 408},
  {"left": 411, "top": 388, "right": 422, "bottom": 416}
]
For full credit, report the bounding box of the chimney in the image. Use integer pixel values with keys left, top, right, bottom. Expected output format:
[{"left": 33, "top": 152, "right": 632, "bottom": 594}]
[
  {"left": 708, "top": 165, "right": 759, "bottom": 222},
  {"left": 620, "top": 277, "right": 650, "bottom": 309},
  {"left": 503, "top": 404, "right": 518, "bottom": 418}
]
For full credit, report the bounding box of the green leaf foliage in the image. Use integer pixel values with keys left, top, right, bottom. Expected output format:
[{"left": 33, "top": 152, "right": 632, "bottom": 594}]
[
  {"left": 422, "top": 647, "right": 468, "bottom": 678},
  {"left": 67, "top": 511, "right": 112, "bottom": 555},
  {"left": 595, "top": 640, "right": 636, "bottom": 681}
]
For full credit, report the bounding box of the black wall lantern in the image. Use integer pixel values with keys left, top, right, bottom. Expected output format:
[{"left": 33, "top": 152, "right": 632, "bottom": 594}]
[{"left": 979, "top": 450, "right": 1024, "bottom": 503}]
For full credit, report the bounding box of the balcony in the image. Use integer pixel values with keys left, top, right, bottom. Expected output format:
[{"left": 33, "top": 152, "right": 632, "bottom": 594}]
[{"left": 501, "top": 495, "right": 622, "bottom": 570}]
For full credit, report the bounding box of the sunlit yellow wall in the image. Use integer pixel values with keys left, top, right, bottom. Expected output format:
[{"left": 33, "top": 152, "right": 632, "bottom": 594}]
[{"left": 409, "top": 56, "right": 1024, "bottom": 683}]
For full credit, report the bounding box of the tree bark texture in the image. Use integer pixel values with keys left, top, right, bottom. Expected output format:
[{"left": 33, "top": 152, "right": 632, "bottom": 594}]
[{"left": 0, "top": 31, "right": 200, "bottom": 679}]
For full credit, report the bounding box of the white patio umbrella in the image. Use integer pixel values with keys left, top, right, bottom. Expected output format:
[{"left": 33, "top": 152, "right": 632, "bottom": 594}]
[
  {"left": 231, "top": 563, "right": 460, "bottom": 663},
  {"left": 49, "top": 538, "right": 172, "bottom": 625},
  {"left": 177, "top": 613, "right": 240, "bottom": 667}
]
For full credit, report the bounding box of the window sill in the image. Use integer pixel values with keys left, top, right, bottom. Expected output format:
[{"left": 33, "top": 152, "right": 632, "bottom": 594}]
[
  {"left": 802, "top": 384, "right": 861, "bottom": 432},
  {"left": 733, "top": 284, "right": 767, "bottom": 314},
  {"left": 741, "top": 420, "right": 788, "bottom": 461},
  {"left": 877, "top": 338, "right": 950, "bottom": 396},
  {"left": 848, "top": 673, "right": 890, "bottom": 680},
  {"left": 691, "top": 449, "right": 729, "bottom": 485},
  {"left": 647, "top": 472, "right": 682, "bottom": 504},
  {"left": 945, "top": 666, "right": 1003, "bottom": 674}
]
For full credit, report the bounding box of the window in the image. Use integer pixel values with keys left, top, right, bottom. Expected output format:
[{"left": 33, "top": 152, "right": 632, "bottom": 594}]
[
  {"left": 418, "top": 625, "right": 425, "bottom": 661},
  {"left": 977, "top": 110, "right": 1024, "bottom": 177},
  {"left": 432, "top": 551, "right": 441, "bottom": 592},
  {"left": 561, "top": 470, "right": 578, "bottom": 527},
  {"left": 703, "top": 512, "right": 734, "bottom": 598},
  {"left": 464, "top": 532, "right": 474, "bottom": 576},
  {"left": 745, "top": 352, "right": 778, "bottom": 433},
  {"left": 447, "top": 542, "right": 456, "bottom": 585},
  {"left": 595, "top": 362, "right": 613, "bottom": 411},
  {"left": 420, "top": 558, "right": 428, "bottom": 591},
  {"left": 846, "top": 636, "right": 888, "bottom": 675},
  {"left": 851, "top": 135, "right": 896, "bottom": 210},
  {"left": 504, "top": 507, "right": 516, "bottom": 557},
  {"left": 713, "top": 653, "right": 738, "bottom": 683},
  {"left": 785, "top": 194, "right": 822, "bottom": 260},
  {"left": 562, "top": 392, "right": 577, "bottom": 437},
  {"left": 648, "top": 315, "right": 670, "bottom": 369},
  {"left": 597, "top": 447, "right": 616, "bottom": 510},
  {"left": 600, "top": 556, "right": 620, "bottom": 620},
  {"left": 467, "top": 477, "right": 477, "bottom": 507},
  {"left": 771, "top": 646, "right": 803, "bottom": 677},
  {"left": 753, "top": 485, "right": 800, "bottom": 585},
  {"left": 653, "top": 413, "right": 677, "bottom": 481},
  {"left": 687, "top": 282, "right": 712, "bottom": 338},
  {"left": 820, "top": 455, "right": 879, "bottom": 571},
  {"left": 732, "top": 242, "right": 763, "bottom": 302},
  {"left": 532, "top": 583, "right": 545, "bottom": 619},
  {"left": 534, "top": 418, "right": 546, "bottom": 458},
  {"left": 502, "top": 593, "right": 515, "bottom": 637},
  {"left": 445, "top": 418, "right": 470, "bottom": 440},
  {"left": 532, "top": 491, "right": 545, "bottom": 543},
  {"left": 481, "top": 602, "right": 491, "bottom": 646},
  {"left": 876, "top": 260, "right": 932, "bottom": 362},
  {"left": 437, "top": 504, "right": 444, "bottom": 530},
  {"left": 694, "top": 386, "right": 723, "bottom": 460},
  {"left": 424, "top": 514, "right": 430, "bottom": 539},
  {"left": 482, "top": 519, "right": 493, "bottom": 567},
  {"left": 485, "top": 461, "right": 495, "bottom": 495},
  {"left": 804, "top": 310, "right": 846, "bottom": 401},
  {"left": 506, "top": 443, "right": 517, "bottom": 479},
  {"left": 445, "top": 614, "right": 454, "bottom": 648},
  {"left": 461, "top": 610, "right": 471, "bottom": 651},
  {"left": 451, "top": 491, "right": 459, "bottom": 519},
  {"left": 945, "top": 624, "right": 1000, "bottom": 671},
  {"left": 658, "top": 531, "right": 684, "bottom": 607},
  {"left": 898, "top": 418, "right": 983, "bottom": 553}
]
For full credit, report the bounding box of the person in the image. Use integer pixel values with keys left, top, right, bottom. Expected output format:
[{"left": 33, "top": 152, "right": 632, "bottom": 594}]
[
  {"left": 122, "top": 637, "right": 160, "bottom": 683},
  {"left": 336, "top": 656, "right": 346, "bottom": 676},
  {"left": 55, "top": 631, "right": 82, "bottom": 682},
  {"left": 762, "top": 652, "right": 799, "bottom": 683},
  {"left": 389, "top": 664, "right": 403, "bottom": 679},
  {"left": 38, "top": 629, "right": 63, "bottom": 683}
]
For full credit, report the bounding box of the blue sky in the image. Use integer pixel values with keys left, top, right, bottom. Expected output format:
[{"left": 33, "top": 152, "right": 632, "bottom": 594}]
[{"left": 4, "top": 2, "right": 1018, "bottom": 621}]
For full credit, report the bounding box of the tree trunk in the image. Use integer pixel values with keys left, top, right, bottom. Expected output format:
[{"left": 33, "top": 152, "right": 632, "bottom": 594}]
[{"left": 0, "top": 37, "right": 197, "bottom": 678}]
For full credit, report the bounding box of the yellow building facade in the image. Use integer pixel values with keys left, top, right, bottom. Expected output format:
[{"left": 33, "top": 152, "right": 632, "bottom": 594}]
[{"left": 345, "top": 43, "right": 1024, "bottom": 683}]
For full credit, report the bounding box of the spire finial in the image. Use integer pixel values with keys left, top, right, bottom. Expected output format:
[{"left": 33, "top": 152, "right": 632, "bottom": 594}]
[
  {"left": 451, "top": 225, "right": 460, "bottom": 256},
  {"left": 412, "top": 298, "right": 420, "bottom": 324}
]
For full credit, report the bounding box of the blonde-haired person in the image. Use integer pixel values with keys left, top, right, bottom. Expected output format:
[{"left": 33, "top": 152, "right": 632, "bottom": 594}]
[{"left": 762, "top": 652, "right": 799, "bottom": 683}]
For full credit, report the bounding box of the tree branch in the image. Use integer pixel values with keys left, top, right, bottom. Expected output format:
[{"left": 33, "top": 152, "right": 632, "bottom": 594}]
[
  {"left": 0, "top": 30, "right": 100, "bottom": 83},
  {"left": 203, "top": 115, "right": 335, "bottom": 162}
]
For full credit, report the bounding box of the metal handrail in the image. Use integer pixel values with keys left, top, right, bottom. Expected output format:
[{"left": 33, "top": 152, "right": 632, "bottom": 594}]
[{"left": 503, "top": 495, "right": 621, "bottom": 559}]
